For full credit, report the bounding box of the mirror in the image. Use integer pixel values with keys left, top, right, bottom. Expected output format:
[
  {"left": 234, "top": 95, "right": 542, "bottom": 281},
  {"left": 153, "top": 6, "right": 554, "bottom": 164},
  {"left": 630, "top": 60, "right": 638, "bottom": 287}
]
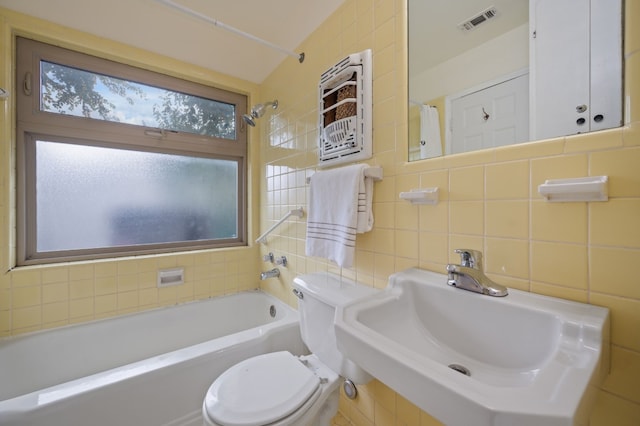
[{"left": 408, "top": 0, "right": 623, "bottom": 161}]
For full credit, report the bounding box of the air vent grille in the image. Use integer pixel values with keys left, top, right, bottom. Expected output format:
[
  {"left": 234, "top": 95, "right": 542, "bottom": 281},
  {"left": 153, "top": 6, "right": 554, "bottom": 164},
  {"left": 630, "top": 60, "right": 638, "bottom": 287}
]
[{"left": 458, "top": 6, "right": 499, "bottom": 32}]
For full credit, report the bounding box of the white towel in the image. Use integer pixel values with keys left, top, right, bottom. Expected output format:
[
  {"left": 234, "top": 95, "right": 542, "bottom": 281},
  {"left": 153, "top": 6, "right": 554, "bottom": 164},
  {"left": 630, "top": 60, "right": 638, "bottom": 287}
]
[
  {"left": 420, "top": 105, "right": 443, "bottom": 159},
  {"left": 306, "top": 164, "right": 373, "bottom": 268}
]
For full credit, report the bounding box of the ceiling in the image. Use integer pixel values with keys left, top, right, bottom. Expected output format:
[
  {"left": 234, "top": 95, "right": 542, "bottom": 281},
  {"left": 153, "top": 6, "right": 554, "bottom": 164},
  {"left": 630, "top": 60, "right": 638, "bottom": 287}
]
[
  {"left": 409, "top": 0, "right": 528, "bottom": 76},
  {"left": 0, "top": 0, "right": 346, "bottom": 84}
]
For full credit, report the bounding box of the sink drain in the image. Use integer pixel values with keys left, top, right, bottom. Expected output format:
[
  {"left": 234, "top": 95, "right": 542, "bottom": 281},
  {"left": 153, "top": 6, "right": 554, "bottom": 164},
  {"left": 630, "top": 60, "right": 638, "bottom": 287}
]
[{"left": 448, "top": 363, "right": 471, "bottom": 376}]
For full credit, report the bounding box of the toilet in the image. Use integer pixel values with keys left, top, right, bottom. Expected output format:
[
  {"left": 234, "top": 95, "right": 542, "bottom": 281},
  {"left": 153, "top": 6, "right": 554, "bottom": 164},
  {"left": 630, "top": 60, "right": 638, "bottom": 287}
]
[{"left": 202, "top": 272, "right": 377, "bottom": 426}]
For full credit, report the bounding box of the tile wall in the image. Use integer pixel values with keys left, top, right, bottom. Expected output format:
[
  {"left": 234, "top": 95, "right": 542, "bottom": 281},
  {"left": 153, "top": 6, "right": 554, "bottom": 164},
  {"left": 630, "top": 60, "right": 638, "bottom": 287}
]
[{"left": 259, "top": 0, "right": 640, "bottom": 424}]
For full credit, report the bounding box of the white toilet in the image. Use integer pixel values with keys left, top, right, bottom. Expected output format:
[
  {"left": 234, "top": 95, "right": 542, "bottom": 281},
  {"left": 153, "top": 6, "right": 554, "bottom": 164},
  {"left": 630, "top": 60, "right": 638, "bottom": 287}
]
[{"left": 202, "top": 272, "right": 377, "bottom": 426}]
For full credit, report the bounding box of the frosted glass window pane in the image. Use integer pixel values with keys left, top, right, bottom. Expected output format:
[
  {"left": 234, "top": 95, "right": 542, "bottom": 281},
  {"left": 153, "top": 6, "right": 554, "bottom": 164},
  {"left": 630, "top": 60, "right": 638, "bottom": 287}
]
[
  {"left": 40, "top": 61, "right": 237, "bottom": 140},
  {"left": 35, "top": 140, "right": 238, "bottom": 252}
]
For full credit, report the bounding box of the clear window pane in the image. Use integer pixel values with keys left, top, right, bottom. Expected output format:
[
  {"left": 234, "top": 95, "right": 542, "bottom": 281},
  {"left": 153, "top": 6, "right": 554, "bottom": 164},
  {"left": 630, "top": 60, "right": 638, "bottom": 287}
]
[
  {"left": 35, "top": 140, "right": 238, "bottom": 252},
  {"left": 40, "top": 61, "right": 237, "bottom": 140}
]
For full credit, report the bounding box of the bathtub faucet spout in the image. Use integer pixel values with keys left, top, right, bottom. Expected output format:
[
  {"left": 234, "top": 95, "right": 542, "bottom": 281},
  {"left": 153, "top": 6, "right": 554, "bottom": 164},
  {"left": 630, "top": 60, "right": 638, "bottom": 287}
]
[{"left": 260, "top": 268, "right": 280, "bottom": 280}]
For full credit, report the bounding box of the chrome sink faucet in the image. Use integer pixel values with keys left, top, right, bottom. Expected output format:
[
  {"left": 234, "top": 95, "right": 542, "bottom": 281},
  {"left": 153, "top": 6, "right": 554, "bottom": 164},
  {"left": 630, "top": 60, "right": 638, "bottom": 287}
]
[{"left": 446, "top": 249, "right": 508, "bottom": 297}]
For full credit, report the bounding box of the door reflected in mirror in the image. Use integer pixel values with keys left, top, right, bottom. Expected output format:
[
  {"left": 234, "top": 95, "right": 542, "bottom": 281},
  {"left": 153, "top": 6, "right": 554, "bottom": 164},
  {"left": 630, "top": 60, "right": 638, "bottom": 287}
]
[{"left": 408, "top": 0, "right": 623, "bottom": 162}]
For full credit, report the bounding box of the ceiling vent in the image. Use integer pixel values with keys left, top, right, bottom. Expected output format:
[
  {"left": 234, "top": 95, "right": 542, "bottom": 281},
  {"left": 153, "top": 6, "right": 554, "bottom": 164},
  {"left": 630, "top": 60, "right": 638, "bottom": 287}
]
[{"left": 458, "top": 6, "right": 499, "bottom": 32}]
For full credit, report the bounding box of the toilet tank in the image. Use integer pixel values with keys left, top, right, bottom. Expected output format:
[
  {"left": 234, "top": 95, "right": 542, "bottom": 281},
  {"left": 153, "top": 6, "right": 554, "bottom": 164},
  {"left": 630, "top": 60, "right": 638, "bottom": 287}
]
[{"left": 292, "top": 272, "right": 377, "bottom": 384}]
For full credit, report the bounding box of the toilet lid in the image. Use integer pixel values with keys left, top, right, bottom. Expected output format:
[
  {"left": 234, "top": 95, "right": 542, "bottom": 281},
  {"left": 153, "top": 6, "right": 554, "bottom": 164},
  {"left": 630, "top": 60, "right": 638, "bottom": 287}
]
[{"left": 204, "top": 351, "right": 320, "bottom": 426}]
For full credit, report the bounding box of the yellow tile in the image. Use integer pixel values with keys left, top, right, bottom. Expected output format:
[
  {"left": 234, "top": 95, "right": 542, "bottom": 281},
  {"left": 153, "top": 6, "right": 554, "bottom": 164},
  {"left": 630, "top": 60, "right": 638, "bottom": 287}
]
[
  {"left": 42, "top": 282, "right": 68, "bottom": 304},
  {"left": 13, "top": 286, "right": 41, "bottom": 308},
  {"left": 625, "top": 0, "right": 640, "bottom": 55},
  {"left": 395, "top": 202, "right": 418, "bottom": 230},
  {"left": 530, "top": 282, "right": 588, "bottom": 303},
  {"left": 485, "top": 200, "right": 529, "bottom": 239},
  {"left": 626, "top": 52, "right": 640, "bottom": 124},
  {"left": 420, "top": 170, "right": 449, "bottom": 201},
  {"left": 485, "top": 238, "right": 529, "bottom": 279},
  {"left": 11, "top": 269, "right": 41, "bottom": 288},
  {"left": 374, "top": 175, "right": 396, "bottom": 202},
  {"left": 564, "top": 127, "right": 623, "bottom": 153},
  {"left": 373, "top": 403, "right": 395, "bottom": 426},
  {"left": 622, "top": 114, "right": 640, "bottom": 142},
  {"left": 42, "top": 266, "right": 69, "bottom": 284},
  {"left": 357, "top": 5, "right": 374, "bottom": 40},
  {"left": 531, "top": 242, "right": 588, "bottom": 289},
  {"left": 139, "top": 287, "right": 159, "bottom": 306},
  {"left": 395, "top": 230, "right": 419, "bottom": 260},
  {"left": 69, "top": 264, "right": 94, "bottom": 281},
  {"left": 419, "top": 232, "right": 448, "bottom": 266},
  {"left": 494, "top": 137, "right": 564, "bottom": 162},
  {"left": 373, "top": 97, "right": 396, "bottom": 128},
  {"left": 531, "top": 200, "right": 588, "bottom": 244},
  {"left": 0, "top": 289, "right": 9, "bottom": 310},
  {"left": 530, "top": 154, "right": 588, "bottom": 196},
  {"left": 95, "top": 294, "right": 117, "bottom": 314},
  {"left": 450, "top": 201, "right": 484, "bottom": 235},
  {"left": 602, "top": 346, "right": 640, "bottom": 404},
  {"left": 374, "top": 124, "right": 396, "bottom": 155},
  {"left": 420, "top": 410, "right": 445, "bottom": 426},
  {"left": 449, "top": 166, "right": 484, "bottom": 201},
  {"left": 590, "top": 147, "right": 640, "bottom": 197},
  {"left": 485, "top": 161, "right": 529, "bottom": 199},
  {"left": 95, "top": 276, "right": 117, "bottom": 296},
  {"left": 374, "top": 45, "right": 394, "bottom": 79},
  {"left": 371, "top": 380, "right": 396, "bottom": 413},
  {"left": 590, "top": 199, "right": 640, "bottom": 248},
  {"left": 351, "top": 382, "right": 375, "bottom": 422},
  {"left": 590, "top": 293, "right": 640, "bottom": 352},
  {"left": 396, "top": 394, "right": 421, "bottom": 425},
  {"left": 418, "top": 203, "right": 448, "bottom": 233},
  {"left": 42, "top": 301, "right": 68, "bottom": 325},
  {"left": 69, "top": 298, "right": 94, "bottom": 319},
  {"left": 340, "top": 1, "right": 356, "bottom": 29},
  {"left": 591, "top": 247, "right": 640, "bottom": 299},
  {"left": 373, "top": 229, "right": 395, "bottom": 255},
  {"left": 374, "top": 0, "right": 395, "bottom": 28},
  {"left": 94, "top": 261, "right": 117, "bottom": 278},
  {"left": 373, "top": 253, "right": 395, "bottom": 281},
  {"left": 589, "top": 390, "right": 640, "bottom": 426},
  {"left": 373, "top": 202, "right": 395, "bottom": 228},
  {"left": 12, "top": 306, "right": 41, "bottom": 331},
  {"left": 445, "top": 148, "right": 495, "bottom": 168}
]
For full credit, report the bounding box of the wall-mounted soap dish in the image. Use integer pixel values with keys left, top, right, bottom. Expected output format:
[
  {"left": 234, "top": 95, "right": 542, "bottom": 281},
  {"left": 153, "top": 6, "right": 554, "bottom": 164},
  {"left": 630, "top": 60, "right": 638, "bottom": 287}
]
[
  {"left": 399, "top": 188, "right": 439, "bottom": 205},
  {"left": 538, "top": 176, "right": 608, "bottom": 202}
]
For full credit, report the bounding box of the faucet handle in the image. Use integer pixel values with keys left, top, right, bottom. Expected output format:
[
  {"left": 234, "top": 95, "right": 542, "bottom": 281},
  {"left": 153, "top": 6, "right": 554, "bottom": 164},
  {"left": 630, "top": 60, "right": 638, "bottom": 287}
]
[{"left": 454, "top": 249, "right": 483, "bottom": 270}]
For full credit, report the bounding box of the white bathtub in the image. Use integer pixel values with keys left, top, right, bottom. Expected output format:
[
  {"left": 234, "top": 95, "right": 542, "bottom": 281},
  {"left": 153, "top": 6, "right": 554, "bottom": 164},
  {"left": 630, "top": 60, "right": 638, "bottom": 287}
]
[{"left": 0, "top": 290, "right": 305, "bottom": 426}]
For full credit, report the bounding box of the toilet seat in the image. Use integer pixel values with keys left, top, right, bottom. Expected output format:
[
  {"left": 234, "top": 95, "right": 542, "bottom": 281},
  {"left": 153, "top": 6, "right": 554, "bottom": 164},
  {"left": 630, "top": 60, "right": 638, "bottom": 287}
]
[{"left": 203, "top": 351, "right": 321, "bottom": 426}]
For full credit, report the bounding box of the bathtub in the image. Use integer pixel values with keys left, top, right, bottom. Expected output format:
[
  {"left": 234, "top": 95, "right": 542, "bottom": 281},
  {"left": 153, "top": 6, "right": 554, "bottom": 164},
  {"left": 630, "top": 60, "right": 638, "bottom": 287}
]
[{"left": 0, "top": 290, "right": 305, "bottom": 426}]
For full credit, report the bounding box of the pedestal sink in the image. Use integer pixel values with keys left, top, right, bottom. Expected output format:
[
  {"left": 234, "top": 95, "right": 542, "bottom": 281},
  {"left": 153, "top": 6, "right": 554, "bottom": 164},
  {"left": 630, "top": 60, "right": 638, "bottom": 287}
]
[{"left": 334, "top": 268, "right": 609, "bottom": 426}]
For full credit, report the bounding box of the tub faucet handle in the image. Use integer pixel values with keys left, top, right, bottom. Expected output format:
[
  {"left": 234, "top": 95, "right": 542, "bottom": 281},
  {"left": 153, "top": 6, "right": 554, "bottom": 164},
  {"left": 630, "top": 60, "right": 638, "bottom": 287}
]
[{"left": 454, "top": 249, "right": 483, "bottom": 270}]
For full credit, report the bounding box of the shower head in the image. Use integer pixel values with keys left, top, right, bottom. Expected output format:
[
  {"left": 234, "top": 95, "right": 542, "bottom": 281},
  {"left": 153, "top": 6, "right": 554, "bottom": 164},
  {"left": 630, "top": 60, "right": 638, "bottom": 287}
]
[{"left": 243, "top": 100, "right": 278, "bottom": 127}]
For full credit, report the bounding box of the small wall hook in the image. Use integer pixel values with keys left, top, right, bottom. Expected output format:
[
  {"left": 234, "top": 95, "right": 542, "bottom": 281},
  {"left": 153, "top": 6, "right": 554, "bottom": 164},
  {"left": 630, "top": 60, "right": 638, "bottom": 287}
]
[{"left": 482, "top": 107, "right": 490, "bottom": 121}]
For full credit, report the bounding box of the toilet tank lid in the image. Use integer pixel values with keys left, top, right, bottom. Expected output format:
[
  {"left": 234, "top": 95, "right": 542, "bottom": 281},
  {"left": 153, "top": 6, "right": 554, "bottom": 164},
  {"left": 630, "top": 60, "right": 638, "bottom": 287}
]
[{"left": 293, "top": 272, "right": 377, "bottom": 307}]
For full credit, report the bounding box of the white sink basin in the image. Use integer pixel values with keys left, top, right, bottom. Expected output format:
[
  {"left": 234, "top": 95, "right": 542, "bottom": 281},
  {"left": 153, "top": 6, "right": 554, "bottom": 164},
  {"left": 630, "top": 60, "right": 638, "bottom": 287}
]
[{"left": 335, "top": 268, "right": 609, "bottom": 426}]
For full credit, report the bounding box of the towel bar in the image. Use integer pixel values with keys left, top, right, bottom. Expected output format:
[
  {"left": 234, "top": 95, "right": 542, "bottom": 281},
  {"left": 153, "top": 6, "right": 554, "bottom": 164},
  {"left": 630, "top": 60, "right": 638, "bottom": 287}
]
[
  {"left": 306, "top": 165, "right": 383, "bottom": 184},
  {"left": 256, "top": 207, "right": 305, "bottom": 244}
]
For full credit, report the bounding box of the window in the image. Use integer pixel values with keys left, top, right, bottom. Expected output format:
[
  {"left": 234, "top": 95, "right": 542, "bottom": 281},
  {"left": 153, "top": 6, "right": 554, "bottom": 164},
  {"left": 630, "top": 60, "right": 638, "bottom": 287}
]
[{"left": 16, "top": 37, "right": 248, "bottom": 265}]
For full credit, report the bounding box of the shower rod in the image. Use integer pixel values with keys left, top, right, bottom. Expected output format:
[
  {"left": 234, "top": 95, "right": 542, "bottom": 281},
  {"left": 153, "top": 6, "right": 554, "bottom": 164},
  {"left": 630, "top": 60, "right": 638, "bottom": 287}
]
[{"left": 156, "top": 0, "right": 305, "bottom": 63}]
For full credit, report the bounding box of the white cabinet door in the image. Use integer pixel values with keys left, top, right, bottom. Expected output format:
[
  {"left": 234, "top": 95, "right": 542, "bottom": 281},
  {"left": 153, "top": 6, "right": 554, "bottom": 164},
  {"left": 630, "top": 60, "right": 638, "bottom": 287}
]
[
  {"left": 449, "top": 72, "right": 529, "bottom": 155},
  {"left": 530, "top": 0, "right": 622, "bottom": 140},
  {"left": 590, "top": 0, "right": 624, "bottom": 132}
]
